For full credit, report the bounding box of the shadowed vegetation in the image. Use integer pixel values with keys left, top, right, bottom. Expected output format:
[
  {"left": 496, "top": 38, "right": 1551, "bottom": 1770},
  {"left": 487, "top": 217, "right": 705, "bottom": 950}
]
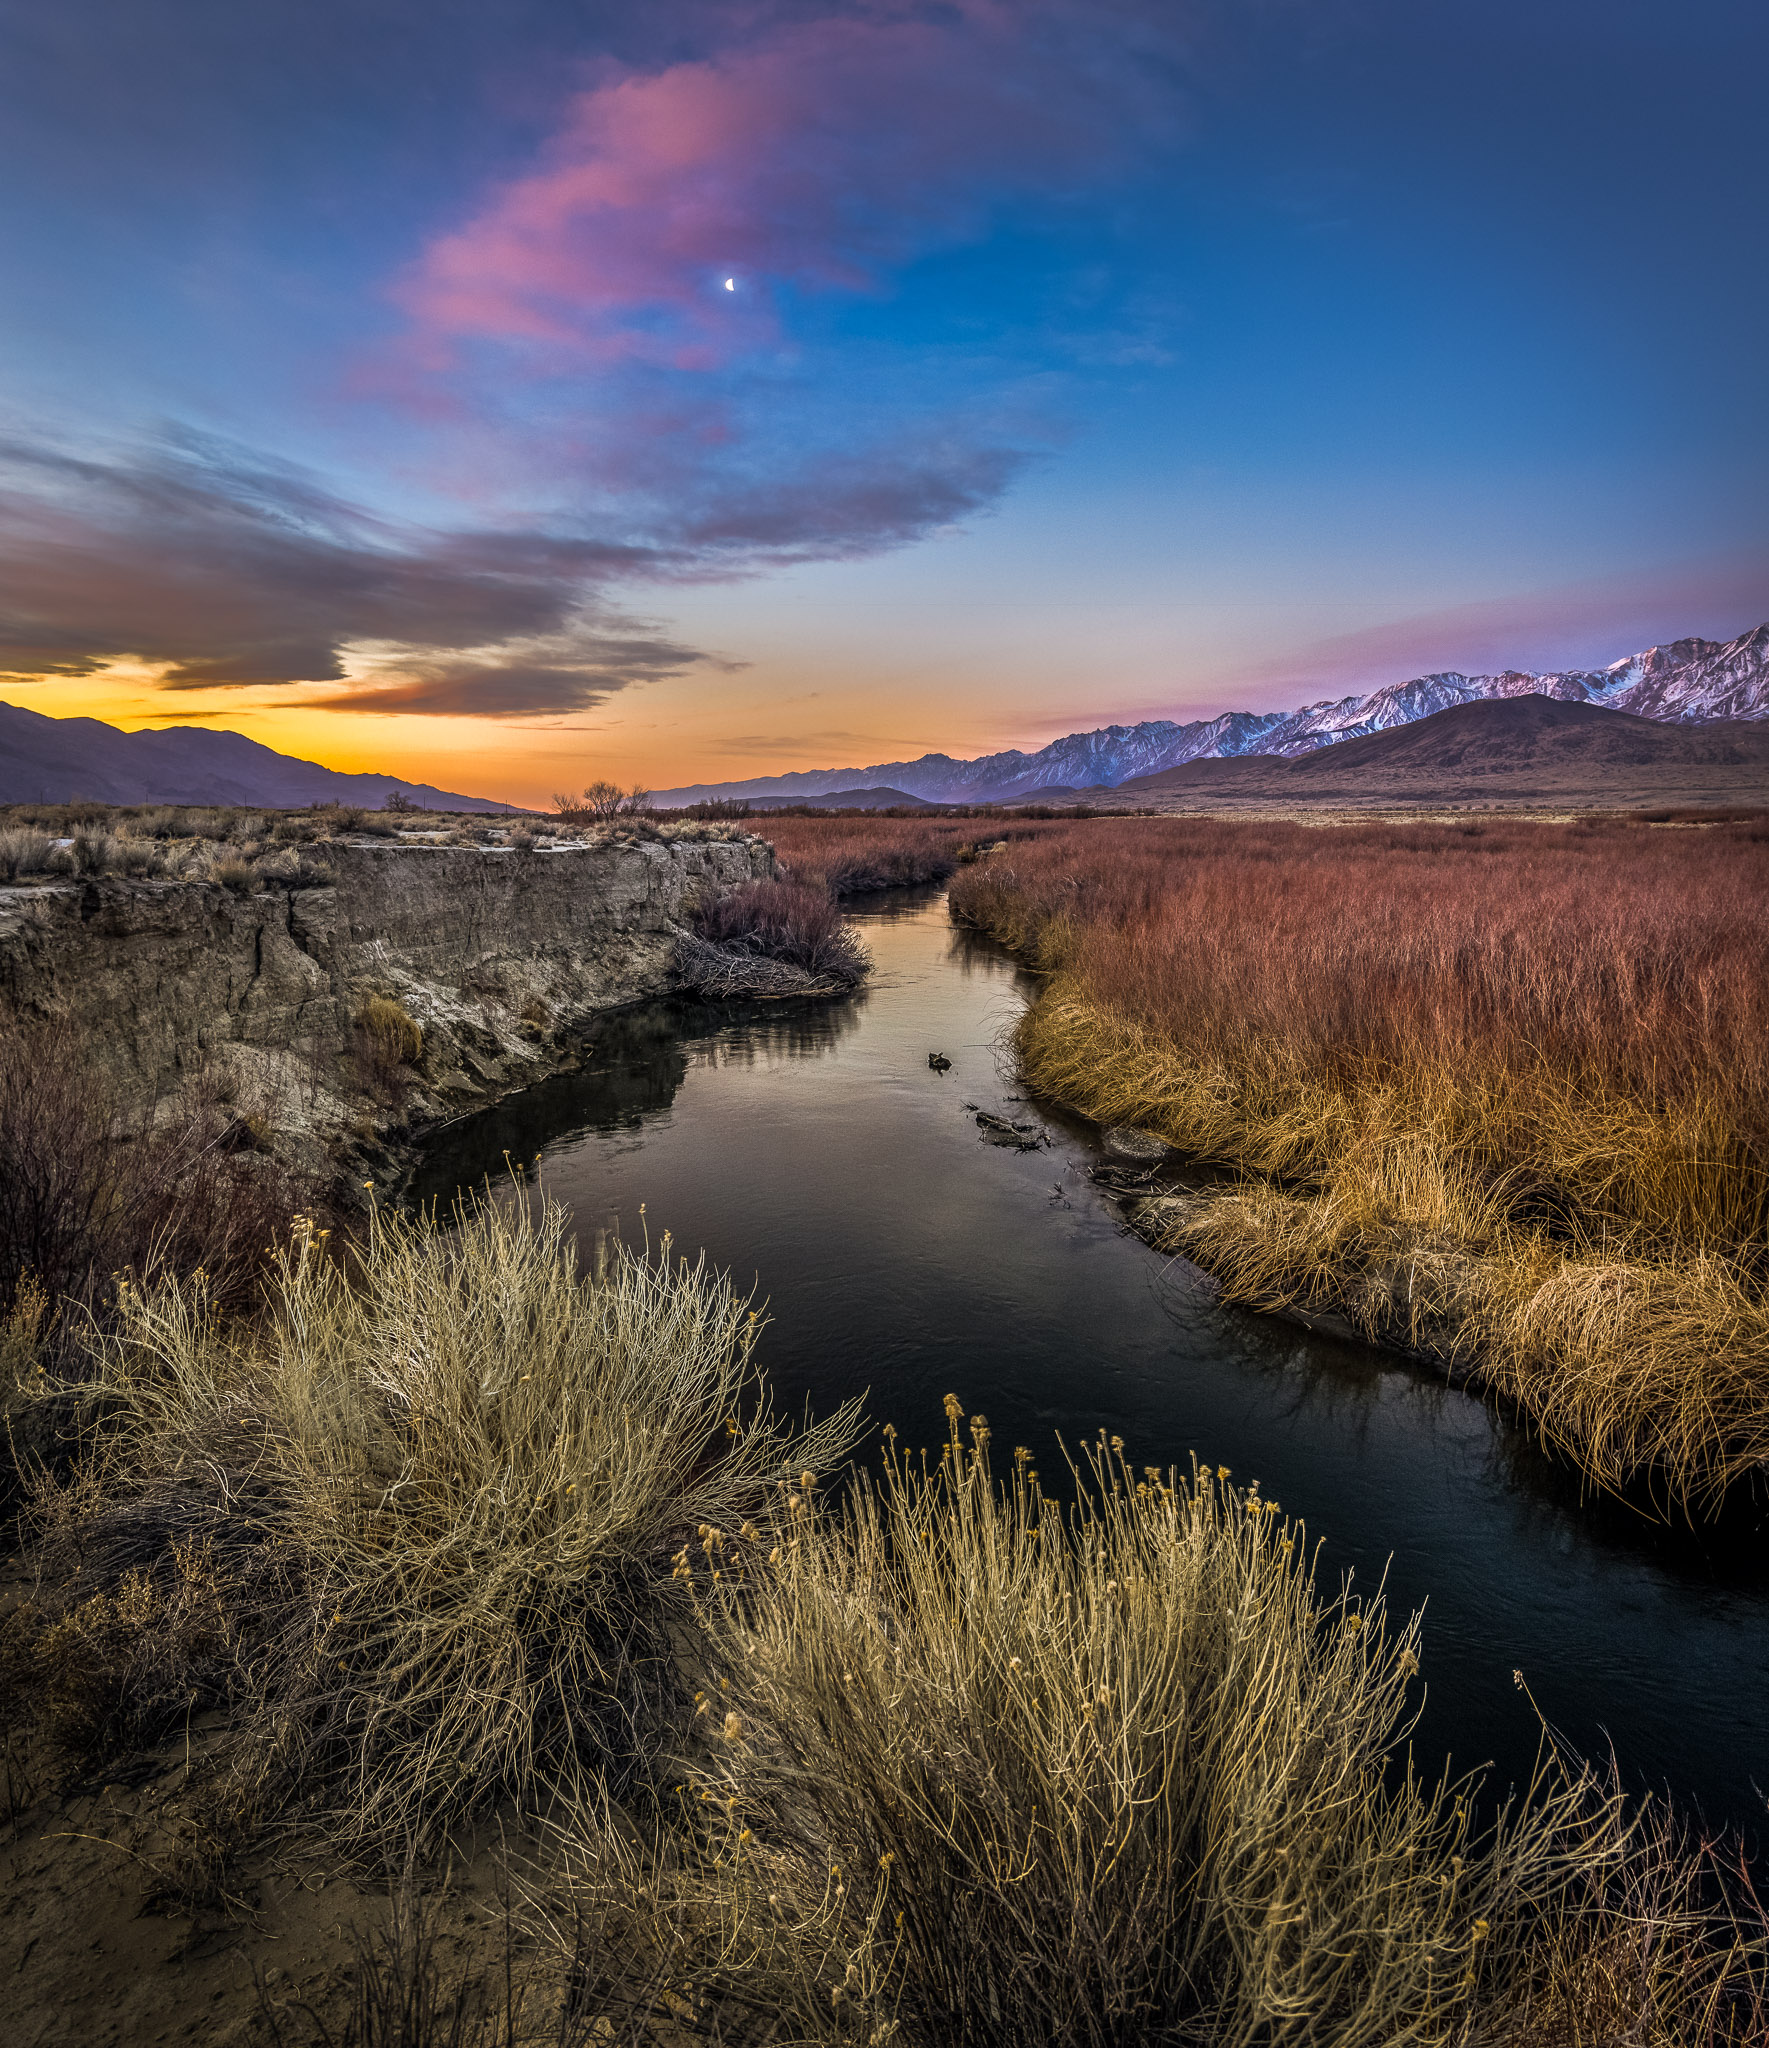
[
  {"left": 947, "top": 814, "right": 1769, "bottom": 1505},
  {"left": 679, "top": 877, "right": 872, "bottom": 997},
  {"left": 3, "top": 1193, "right": 861, "bottom": 1869},
  {"left": 0, "top": 1022, "right": 294, "bottom": 1333}
]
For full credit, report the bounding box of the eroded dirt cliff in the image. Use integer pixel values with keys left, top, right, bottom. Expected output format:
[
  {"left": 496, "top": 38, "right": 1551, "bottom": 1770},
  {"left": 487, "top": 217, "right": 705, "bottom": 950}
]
[{"left": 0, "top": 831, "right": 772, "bottom": 1180}]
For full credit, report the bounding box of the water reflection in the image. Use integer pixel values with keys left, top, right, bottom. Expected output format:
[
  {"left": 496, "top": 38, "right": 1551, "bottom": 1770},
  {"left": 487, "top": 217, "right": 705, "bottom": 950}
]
[
  {"left": 415, "top": 888, "right": 1769, "bottom": 1842},
  {"left": 411, "top": 991, "right": 864, "bottom": 1194}
]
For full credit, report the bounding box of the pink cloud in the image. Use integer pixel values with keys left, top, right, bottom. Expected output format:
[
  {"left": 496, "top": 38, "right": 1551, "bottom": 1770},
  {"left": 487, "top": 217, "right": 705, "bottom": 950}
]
[{"left": 394, "top": 3, "right": 1158, "bottom": 371}]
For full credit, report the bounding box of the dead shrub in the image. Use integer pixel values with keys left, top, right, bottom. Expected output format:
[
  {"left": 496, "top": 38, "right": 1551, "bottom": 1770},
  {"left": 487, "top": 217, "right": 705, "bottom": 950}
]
[
  {"left": 0, "top": 1022, "right": 296, "bottom": 1328},
  {"left": 680, "top": 880, "right": 870, "bottom": 996}
]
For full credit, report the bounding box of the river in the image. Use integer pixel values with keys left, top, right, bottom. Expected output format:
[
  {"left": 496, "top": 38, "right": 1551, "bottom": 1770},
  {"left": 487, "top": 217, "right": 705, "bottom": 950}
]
[{"left": 412, "top": 886, "right": 1769, "bottom": 1841}]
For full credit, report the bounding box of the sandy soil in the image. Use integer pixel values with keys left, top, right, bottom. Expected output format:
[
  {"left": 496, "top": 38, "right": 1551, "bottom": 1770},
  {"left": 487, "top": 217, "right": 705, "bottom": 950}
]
[{"left": 0, "top": 1647, "right": 546, "bottom": 2048}]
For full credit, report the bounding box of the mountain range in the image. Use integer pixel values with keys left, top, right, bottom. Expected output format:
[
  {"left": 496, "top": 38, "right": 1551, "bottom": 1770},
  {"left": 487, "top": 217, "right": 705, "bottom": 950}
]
[
  {"left": 1100, "top": 695, "right": 1769, "bottom": 811},
  {"left": 652, "top": 622, "right": 1769, "bottom": 807},
  {"left": 4, "top": 621, "right": 1766, "bottom": 816},
  {"left": 0, "top": 702, "right": 511, "bottom": 811}
]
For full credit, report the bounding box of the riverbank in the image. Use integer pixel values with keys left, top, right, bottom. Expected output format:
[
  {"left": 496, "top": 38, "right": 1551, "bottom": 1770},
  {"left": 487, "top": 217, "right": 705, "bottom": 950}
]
[
  {"left": 0, "top": 817, "right": 772, "bottom": 1195},
  {"left": 6, "top": 1189, "right": 1763, "bottom": 2046},
  {"left": 948, "top": 814, "right": 1769, "bottom": 1511}
]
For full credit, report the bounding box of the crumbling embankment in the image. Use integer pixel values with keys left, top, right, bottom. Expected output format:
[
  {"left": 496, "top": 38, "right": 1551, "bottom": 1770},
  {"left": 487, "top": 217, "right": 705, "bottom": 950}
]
[{"left": 0, "top": 833, "right": 772, "bottom": 1183}]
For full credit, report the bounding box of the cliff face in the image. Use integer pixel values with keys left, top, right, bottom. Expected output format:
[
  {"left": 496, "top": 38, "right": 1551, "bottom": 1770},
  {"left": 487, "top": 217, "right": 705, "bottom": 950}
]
[{"left": 0, "top": 834, "right": 772, "bottom": 1172}]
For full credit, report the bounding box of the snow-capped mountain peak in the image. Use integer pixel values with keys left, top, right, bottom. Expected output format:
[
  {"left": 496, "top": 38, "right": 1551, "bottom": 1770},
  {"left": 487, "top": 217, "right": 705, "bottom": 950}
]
[{"left": 652, "top": 621, "right": 1769, "bottom": 806}]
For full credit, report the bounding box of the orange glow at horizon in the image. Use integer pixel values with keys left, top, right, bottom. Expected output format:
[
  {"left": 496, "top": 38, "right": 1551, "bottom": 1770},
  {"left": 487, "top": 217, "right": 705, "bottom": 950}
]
[{"left": 0, "top": 665, "right": 1055, "bottom": 808}]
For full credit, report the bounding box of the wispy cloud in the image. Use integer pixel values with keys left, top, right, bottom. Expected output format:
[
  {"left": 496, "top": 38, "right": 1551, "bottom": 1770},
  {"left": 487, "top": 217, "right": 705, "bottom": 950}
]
[
  {"left": 0, "top": 433, "right": 696, "bottom": 712},
  {"left": 394, "top": 3, "right": 1173, "bottom": 375}
]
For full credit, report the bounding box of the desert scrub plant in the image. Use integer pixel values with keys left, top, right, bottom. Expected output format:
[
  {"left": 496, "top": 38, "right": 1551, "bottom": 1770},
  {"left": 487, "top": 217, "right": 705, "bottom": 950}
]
[
  {"left": 46, "top": 1193, "right": 863, "bottom": 1857},
  {"left": 561, "top": 1402, "right": 1609, "bottom": 2048},
  {"left": 679, "top": 879, "right": 870, "bottom": 998},
  {"left": 0, "top": 1531, "right": 238, "bottom": 1781},
  {"left": 70, "top": 828, "right": 117, "bottom": 875},
  {"left": 211, "top": 854, "right": 257, "bottom": 893},
  {"left": 115, "top": 836, "right": 165, "bottom": 877},
  {"left": 0, "top": 827, "right": 55, "bottom": 880}
]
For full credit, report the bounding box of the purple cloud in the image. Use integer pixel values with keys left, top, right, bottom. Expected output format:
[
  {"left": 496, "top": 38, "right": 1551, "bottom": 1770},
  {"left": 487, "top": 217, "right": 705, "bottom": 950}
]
[
  {"left": 394, "top": 3, "right": 1172, "bottom": 374},
  {"left": 0, "top": 435, "right": 707, "bottom": 712}
]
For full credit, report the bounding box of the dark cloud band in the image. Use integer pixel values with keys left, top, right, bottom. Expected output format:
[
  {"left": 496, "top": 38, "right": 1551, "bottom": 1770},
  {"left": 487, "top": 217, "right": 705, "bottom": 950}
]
[{"left": 0, "top": 427, "right": 1021, "bottom": 716}]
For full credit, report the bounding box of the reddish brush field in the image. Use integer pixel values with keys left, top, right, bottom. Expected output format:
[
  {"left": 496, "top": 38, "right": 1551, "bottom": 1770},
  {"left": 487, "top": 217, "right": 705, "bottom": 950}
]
[
  {"left": 760, "top": 814, "right": 1069, "bottom": 894},
  {"left": 948, "top": 813, "right": 1769, "bottom": 1502}
]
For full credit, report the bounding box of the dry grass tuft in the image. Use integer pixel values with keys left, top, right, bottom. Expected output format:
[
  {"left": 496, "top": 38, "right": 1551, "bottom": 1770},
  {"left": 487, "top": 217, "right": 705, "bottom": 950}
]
[
  {"left": 556, "top": 1402, "right": 1613, "bottom": 2048},
  {"left": 358, "top": 992, "right": 426, "bottom": 1066},
  {"left": 22, "top": 1192, "right": 863, "bottom": 1858},
  {"left": 0, "top": 827, "right": 56, "bottom": 880}
]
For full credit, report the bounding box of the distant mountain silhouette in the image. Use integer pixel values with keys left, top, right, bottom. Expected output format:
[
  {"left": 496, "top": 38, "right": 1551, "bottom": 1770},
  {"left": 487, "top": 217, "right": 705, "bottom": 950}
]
[
  {"left": 744, "top": 785, "right": 946, "bottom": 811},
  {"left": 1102, "top": 698, "right": 1769, "bottom": 808},
  {"left": 653, "top": 621, "right": 1769, "bottom": 807},
  {"left": 0, "top": 702, "right": 512, "bottom": 810}
]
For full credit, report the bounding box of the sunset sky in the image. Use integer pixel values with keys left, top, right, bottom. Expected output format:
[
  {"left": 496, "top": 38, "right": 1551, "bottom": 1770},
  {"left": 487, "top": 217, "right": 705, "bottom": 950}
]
[{"left": 2, "top": 0, "right": 1766, "bottom": 806}]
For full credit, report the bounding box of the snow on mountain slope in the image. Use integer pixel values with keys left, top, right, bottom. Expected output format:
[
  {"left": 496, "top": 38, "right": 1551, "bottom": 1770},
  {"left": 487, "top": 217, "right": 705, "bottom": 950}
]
[{"left": 651, "top": 621, "right": 1769, "bottom": 805}]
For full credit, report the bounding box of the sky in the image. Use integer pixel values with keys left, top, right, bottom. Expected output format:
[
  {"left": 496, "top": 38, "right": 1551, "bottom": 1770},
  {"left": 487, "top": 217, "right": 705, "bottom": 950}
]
[{"left": 1, "top": 0, "right": 1766, "bottom": 805}]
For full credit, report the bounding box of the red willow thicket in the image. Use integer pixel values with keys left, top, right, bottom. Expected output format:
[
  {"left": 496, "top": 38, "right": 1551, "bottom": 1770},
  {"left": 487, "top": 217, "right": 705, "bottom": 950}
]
[
  {"left": 762, "top": 814, "right": 1071, "bottom": 894},
  {"left": 951, "top": 815, "right": 1769, "bottom": 1179}
]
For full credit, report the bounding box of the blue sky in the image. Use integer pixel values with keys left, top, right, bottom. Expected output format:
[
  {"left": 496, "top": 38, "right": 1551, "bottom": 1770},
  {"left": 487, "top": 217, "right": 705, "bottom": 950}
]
[{"left": 1, "top": 0, "right": 1763, "bottom": 799}]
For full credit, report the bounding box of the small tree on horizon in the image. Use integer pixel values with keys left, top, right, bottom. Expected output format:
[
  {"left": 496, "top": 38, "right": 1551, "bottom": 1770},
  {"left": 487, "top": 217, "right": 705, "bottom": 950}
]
[{"left": 552, "top": 781, "right": 651, "bottom": 825}]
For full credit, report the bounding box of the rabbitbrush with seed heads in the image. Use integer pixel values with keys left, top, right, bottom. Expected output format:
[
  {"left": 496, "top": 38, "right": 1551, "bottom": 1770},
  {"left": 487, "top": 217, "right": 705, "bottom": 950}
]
[{"left": 19, "top": 1193, "right": 861, "bottom": 1862}]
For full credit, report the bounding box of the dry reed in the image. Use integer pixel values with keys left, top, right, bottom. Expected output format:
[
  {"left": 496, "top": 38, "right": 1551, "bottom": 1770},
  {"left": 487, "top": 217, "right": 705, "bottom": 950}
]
[
  {"left": 950, "top": 817, "right": 1769, "bottom": 1504},
  {"left": 763, "top": 815, "right": 1071, "bottom": 895}
]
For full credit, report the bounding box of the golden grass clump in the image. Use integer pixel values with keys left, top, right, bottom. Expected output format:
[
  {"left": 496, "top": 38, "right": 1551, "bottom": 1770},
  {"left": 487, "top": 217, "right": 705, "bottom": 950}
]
[
  {"left": 949, "top": 817, "right": 1769, "bottom": 1504},
  {"left": 356, "top": 991, "right": 425, "bottom": 1067},
  {"left": 29, "top": 1192, "right": 861, "bottom": 1855},
  {"left": 557, "top": 1402, "right": 1612, "bottom": 2048}
]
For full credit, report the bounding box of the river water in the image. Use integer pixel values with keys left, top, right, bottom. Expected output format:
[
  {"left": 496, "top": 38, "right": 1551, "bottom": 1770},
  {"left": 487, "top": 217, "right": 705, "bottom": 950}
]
[{"left": 414, "top": 888, "right": 1769, "bottom": 1840}]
